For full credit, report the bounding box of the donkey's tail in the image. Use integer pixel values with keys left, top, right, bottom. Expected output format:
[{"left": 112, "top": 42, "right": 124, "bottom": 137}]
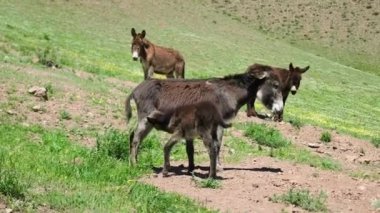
[{"left": 125, "top": 92, "right": 134, "bottom": 124}]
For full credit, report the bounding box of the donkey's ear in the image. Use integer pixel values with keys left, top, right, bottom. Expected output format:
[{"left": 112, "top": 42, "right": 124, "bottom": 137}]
[
  {"left": 141, "top": 30, "right": 146, "bottom": 38},
  {"left": 289, "top": 63, "right": 294, "bottom": 71},
  {"left": 131, "top": 28, "right": 137, "bottom": 37},
  {"left": 301, "top": 66, "right": 310, "bottom": 73}
]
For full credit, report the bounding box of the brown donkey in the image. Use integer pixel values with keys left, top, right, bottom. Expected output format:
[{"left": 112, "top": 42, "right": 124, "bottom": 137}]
[
  {"left": 131, "top": 28, "right": 185, "bottom": 79},
  {"left": 147, "top": 102, "right": 232, "bottom": 178}
]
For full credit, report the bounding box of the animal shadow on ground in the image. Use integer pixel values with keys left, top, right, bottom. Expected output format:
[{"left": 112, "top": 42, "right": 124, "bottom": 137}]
[{"left": 151, "top": 165, "right": 283, "bottom": 179}]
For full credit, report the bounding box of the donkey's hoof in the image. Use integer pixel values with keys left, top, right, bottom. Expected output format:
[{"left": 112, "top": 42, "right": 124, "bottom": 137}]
[
  {"left": 162, "top": 171, "right": 170, "bottom": 177},
  {"left": 247, "top": 111, "right": 257, "bottom": 117},
  {"left": 188, "top": 165, "right": 195, "bottom": 173}
]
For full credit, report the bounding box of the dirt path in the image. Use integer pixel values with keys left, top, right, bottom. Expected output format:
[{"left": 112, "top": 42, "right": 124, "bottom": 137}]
[
  {"left": 143, "top": 157, "right": 380, "bottom": 213},
  {"left": 143, "top": 114, "right": 380, "bottom": 212}
]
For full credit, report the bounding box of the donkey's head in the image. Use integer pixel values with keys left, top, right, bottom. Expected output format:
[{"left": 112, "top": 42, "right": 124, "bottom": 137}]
[
  {"left": 131, "top": 28, "right": 148, "bottom": 61},
  {"left": 288, "top": 63, "right": 310, "bottom": 95},
  {"left": 247, "top": 65, "right": 284, "bottom": 114}
]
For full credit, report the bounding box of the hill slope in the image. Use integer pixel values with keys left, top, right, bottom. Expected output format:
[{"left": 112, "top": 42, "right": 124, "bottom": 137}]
[
  {"left": 0, "top": 1, "right": 379, "bottom": 212},
  {"left": 205, "top": 0, "right": 380, "bottom": 76},
  {"left": 0, "top": 0, "right": 379, "bottom": 139}
]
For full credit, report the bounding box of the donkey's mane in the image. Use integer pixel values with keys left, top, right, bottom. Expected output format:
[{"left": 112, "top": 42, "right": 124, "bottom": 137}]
[{"left": 219, "top": 72, "right": 257, "bottom": 87}]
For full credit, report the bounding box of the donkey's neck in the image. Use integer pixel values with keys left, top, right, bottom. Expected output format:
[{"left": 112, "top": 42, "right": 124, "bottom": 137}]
[
  {"left": 139, "top": 39, "right": 154, "bottom": 61},
  {"left": 215, "top": 74, "right": 261, "bottom": 118}
]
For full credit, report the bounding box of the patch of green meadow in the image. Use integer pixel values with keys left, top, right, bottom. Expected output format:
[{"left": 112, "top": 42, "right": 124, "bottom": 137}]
[
  {"left": 271, "top": 188, "right": 328, "bottom": 212},
  {"left": 0, "top": 124, "right": 211, "bottom": 212},
  {"left": 221, "top": 124, "right": 340, "bottom": 171},
  {"left": 0, "top": 0, "right": 378, "bottom": 140}
]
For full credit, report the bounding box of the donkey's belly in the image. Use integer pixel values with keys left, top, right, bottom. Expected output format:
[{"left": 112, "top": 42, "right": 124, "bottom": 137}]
[{"left": 153, "top": 64, "right": 174, "bottom": 74}]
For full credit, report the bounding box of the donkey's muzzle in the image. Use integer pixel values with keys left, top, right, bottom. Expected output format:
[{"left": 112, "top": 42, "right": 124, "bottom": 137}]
[
  {"left": 291, "top": 91, "right": 297, "bottom": 95},
  {"left": 132, "top": 57, "right": 138, "bottom": 61}
]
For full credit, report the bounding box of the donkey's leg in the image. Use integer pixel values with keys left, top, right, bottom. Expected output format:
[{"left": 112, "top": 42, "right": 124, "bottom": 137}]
[
  {"left": 142, "top": 64, "right": 148, "bottom": 80},
  {"left": 147, "top": 66, "right": 154, "bottom": 79},
  {"left": 215, "top": 126, "right": 224, "bottom": 171},
  {"left": 175, "top": 62, "right": 185, "bottom": 79},
  {"left": 163, "top": 133, "right": 181, "bottom": 176},
  {"left": 202, "top": 133, "right": 218, "bottom": 179},
  {"left": 247, "top": 97, "right": 257, "bottom": 117},
  {"left": 129, "top": 118, "right": 153, "bottom": 165},
  {"left": 274, "top": 94, "right": 288, "bottom": 122},
  {"left": 185, "top": 139, "right": 195, "bottom": 173}
]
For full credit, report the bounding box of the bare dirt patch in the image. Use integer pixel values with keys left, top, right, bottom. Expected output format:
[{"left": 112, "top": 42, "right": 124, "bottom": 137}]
[
  {"left": 143, "top": 113, "right": 380, "bottom": 212},
  {"left": 143, "top": 157, "right": 380, "bottom": 213}
]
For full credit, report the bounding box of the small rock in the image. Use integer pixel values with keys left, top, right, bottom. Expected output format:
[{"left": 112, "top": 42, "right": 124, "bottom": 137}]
[
  {"left": 228, "top": 148, "right": 235, "bottom": 154},
  {"left": 252, "top": 184, "right": 259, "bottom": 188},
  {"left": 28, "top": 86, "right": 42, "bottom": 94},
  {"left": 6, "top": 110, "right": 16, "bottom": 115},
  {"left": 21, "top": 122, "right": 30, "bottom": 127},
  {"left": 28, "top": 86, "right": 48, "bottom": 101},
  {"left": 345, "top": 155, "right": 357, "bottom": 162},
  {"left": 357, "top": 158, "right": 371, "bottom": 164},
  {"left": 357, "top": 185, "right": 366, "bottom": 191},
  {"left": 5, "top": 208, "right": 12, "bottom": 213},
  {"left": 332, "top": 146, "right": 338, "bottom": 150},
  {"left": 308, "top": 143, "right": 320, "bottom": 148},
  {"left": 87, "top": 112, "right": 94, "bottom": 118},
  {"left": 32, "top": 105, "right": 41, "bottom": 112}
]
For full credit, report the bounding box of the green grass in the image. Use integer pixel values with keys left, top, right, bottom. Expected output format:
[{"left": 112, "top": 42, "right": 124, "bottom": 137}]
[
  {"left": 243, "top": 124, "right": 340, "bottom": 170},
  {"left": 192, "top": 176, "right": 221, "bottom": 189},
  {"left": 244, "top": 124, "right": 291, "bottom": 148},
  {"left": 59, "top": 110, "right": 72, "bottom": 120},
  {"left": 320, "top": 131, "right": 332, "bottom": 143},
  {"left": 287, "top": 116, "right": 303, "bottom": 129},
  {"left": 0, "top": 154, "right": 26, "bottom": 200},
  {"left": 372, "top": 199, "right": 380, "bottom": 211},
  {"left": 371, "top": 137, "right": 380, "bottom": 148},
  {"left": 0, "top": 124, "right": 211, "bottom": 212},
  {"left": 271, "top": 188, "right": 328, "bottom": 212}
]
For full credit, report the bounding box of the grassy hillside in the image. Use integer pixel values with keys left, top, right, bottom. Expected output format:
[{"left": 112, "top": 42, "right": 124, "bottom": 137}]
[
  {"left": 1, "top": 0, "right": 379, "bottom": 139},
  {"left": 205, "top": 0, "right": 380, "bottom": 76}
]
